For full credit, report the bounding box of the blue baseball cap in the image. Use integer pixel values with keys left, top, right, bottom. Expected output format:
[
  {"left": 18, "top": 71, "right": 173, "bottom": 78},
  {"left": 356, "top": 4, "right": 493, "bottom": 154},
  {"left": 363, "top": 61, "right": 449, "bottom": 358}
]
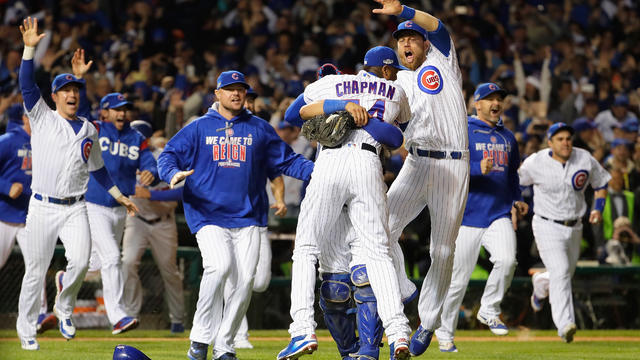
[
  {"left": 100, "top": 93, "right": 131, "bottom": 110},
  {"left": 392, "top": 21, "right": 428, "bottom": 41},
  {"left": 278, "top": 120, "right": 294, "bottom": 130},
  {"left": 547, "top": 122, "right": 574, "bottom": 139},
  {"left": 613, "top": 94, "right": 629, "bottom": 107},
  {"left": 572, "top": 117, "right": 597, "bottom": 133},
  {"left": 611, "top": 138, "right": 632, "bottom": 148},
  {"left": 130, "top": 120, "right": 153, "bottom": 138},
  {"left": 364, "top": 46, "right": 408, "bottom": 70},
  {"left": 247, "top": 87, "right": 258, "bottom": 98},
  {"left": 621, "top": 118, "right": 638, "bottom": 133},
  {"left": 473, "top": 83, "right": 507, "bottom": 101},
  {"left": 217, "top": 70, "right": 249, "bottom": 90},
  {"left": 51, "top": 73, "right": 84, "bottom": 93}
]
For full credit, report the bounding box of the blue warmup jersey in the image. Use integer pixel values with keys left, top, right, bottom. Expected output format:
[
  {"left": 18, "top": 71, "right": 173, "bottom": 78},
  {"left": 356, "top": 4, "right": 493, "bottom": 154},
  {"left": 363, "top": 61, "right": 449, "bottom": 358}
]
[
  {"left": 85, "top": 121, "right": 158, "bottom": 207},
  {"left": 0, "top": 126, "right": 32, "bottom": 223},
  {"left": 158, "top": 106, "right": 314, "bottom": 233},
  {"left": 462, "top": 116, "right": 522, "bottom": 228}
]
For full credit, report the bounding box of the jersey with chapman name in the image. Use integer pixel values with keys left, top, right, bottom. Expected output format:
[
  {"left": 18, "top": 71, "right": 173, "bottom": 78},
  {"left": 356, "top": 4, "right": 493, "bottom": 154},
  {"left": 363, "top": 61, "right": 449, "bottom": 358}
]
[
  {"left": 463, "top": 116, "right": 521, "bottom": 228},
  {"left": 157, "top": 103, "right": 314, "bottom": 233},
  {"left": 519, "top": 147, "right": 611, "bottom": 220},
  {"left": 0, "top": 126, "right": 32, "bottom": 223},
  {"left": 25, "top": 97, "right": 105, "bottom": 198},
  {"left": 396, "top": 20, "right": 468, "bottom": 151},
  {"left": 85, "top": 121, "right": 157, "bottom": 207},
  {"left": 303, "top": 70, "right": 410, "bottom": 148}
]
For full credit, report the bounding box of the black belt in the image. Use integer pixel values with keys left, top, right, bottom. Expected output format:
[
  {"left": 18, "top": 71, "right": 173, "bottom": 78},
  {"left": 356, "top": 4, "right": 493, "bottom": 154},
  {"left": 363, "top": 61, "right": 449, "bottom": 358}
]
[
  {"left": 409, "top": 147, "right": 463, "bottom": 160},
  {"left": 323, "top": 143, "right": 377, "bottom": 155},
  {"left": 136, "top": 213, "right": 172, "bottom": 225},
  {"left": 539, "top": 216, "right": 579, "bottom": 227},
  {"left": 34, "top": 193, "right": 84, "bottom": 205}
]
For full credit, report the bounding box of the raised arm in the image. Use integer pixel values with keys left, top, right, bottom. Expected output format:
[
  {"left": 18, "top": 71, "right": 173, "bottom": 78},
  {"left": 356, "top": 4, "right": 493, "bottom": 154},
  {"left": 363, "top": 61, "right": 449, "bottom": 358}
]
[
  {"left": 71, "top": 48, "right": 93, "bottom": 120},
  {"left": 19, "top": 17, "right": 46, "bottom": 112},
  {"left": 372, "top": 0, "right": 438, "bottom": 31}
]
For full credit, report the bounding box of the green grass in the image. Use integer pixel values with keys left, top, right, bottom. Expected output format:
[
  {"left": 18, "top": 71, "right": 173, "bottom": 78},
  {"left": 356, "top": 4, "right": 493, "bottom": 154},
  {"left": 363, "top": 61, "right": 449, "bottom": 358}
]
[{"left": 1, "top": 329, "right": 640, "bottom": 359}]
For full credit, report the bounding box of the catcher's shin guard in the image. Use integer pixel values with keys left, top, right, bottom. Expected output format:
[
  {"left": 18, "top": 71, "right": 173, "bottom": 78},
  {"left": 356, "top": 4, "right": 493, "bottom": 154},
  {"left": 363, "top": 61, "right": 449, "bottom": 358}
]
[
  {"left": 319, "top": 273, "right": 359, "bottom": 357},
  {"left": 351, "top": 265, "right": 384, "bottom": 360}
]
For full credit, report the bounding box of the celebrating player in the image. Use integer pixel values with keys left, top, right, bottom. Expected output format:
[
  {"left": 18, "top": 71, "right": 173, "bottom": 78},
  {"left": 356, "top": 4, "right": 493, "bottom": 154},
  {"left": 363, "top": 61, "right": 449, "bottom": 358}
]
[
  {"left": 278, "top": 46, "right": 413, "bottom": 360},
  {"left": 519, "top": 123, "right": 610, "bottom": 343},
  {"left": 157, "top": 70, "right": 313, "bottom": 360},
  {"left": 372, "top": 1, "right": 470, "bottom": 355},
  {"left": 16, "top": 17, "right": 137, "bottom": 350},
  {"left": 435, "top": 83, "right": 528, "bottom": 352}
]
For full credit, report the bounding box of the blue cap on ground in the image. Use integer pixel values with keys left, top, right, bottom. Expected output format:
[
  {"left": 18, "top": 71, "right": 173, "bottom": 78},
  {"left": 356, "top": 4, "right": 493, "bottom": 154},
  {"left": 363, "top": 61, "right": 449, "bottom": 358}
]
[
  {"left": 392, "top": 21, "right": 428, "bottom": 40},
  {"left": 613, "top": 94, "right": 629, "bottom": 107},
  {"left": 130, "top": 120, "right": 153, "bottom": 138},
  {"left": 51, "top": 73, "right": 84, "bottom": 93},
  {"left": 547, "top": 122, "right": 574, "bottom": 140},
  {"left": 572, "top": 117, "right": 597, "bottom": 133},
  {"left": 113, "top": 345, "right": 151, "bottom": 360},
  {"left": 217, "top": 70, "right": 249, "bottom": 90},
  {"left": 364, "top": 46, "right": 408, "bottom": 70},
  {"left": 611, "top": 138, "right": 632, "bottom": 148},
  {"left": 621, "top": 118, "right": 639, "bottom": 133},
  {"left": 100, "top": 93, "right": 131, "bottom": 110},
  {"left": 473, "top": 83, "right": 507, "bottom": 101}
]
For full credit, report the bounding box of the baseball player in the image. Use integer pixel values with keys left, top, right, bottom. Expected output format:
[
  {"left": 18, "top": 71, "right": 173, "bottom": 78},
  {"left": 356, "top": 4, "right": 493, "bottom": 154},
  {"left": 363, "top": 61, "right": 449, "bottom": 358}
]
[
  {"left": 121, "top": 121, "right": 186, "bottom": 333},
  {"left": 519, "top": 122, "right": 610, "bottom": 342},
  {"left": 157, "top": 70, "right": 314, "bottom": 360},
  {"left": 435, "top": 83, "right": 528, "bottom": 352},
  {"left": 278, "top": 46, "right": 413, "bottom": 360},
  {"left": 16, "top": 18, "right": 137, "bottom": 350},
  {"left": 372, "top": 2, "right": 470, "bottom": 354}
]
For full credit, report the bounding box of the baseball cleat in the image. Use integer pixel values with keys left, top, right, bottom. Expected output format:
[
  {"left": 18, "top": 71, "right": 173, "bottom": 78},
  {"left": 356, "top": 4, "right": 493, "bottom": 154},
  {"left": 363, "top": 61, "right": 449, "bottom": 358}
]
[
  {"left": 112, "top": 316, "right": 139, "bottom": 335},
  {"left": 439, "top": 341, "right": 458, "bottom": 352},
  {"left": 171, "top": 322, "right": 185, "bottom": 334},
  {"left": 390, "top": 338, "right": 410, "bottom": 360},
  {"left": 409, "top": 325, "right": 433, "bottom": 356},
  {"left": 215, "top": 353, "right": 238, "bottom": 360},
  {"left": 561, "top": 323, "right": 577, "bottom": 343},
  {"left": 20, "top": 337, "right": 39, "bottom": 350},
  {"left": 53, "top": 305, "right": 76, "bottom": 340},
  {"left": 277, "top": 334, "right": 318, "bottom": 360},
  {"left": 476, "top": 314, "right": 509, "bottom": 335},
  {"left": 187, "top": 341, "right": 209, "bottom": 360},
  {"left": 36, "top": 313, "right": 58, "bottom": 334},
  {"left": 233, "top": 337, "right": 253, "bottom": 349},
  {"left": 530, "top": 294, "right": 543, "bottom": 312}
]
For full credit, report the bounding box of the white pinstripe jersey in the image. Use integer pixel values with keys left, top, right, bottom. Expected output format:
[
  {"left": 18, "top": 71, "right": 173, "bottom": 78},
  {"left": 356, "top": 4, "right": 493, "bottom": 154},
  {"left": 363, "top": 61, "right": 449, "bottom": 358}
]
[
  {"left": 303, "top": 70, "right": 411, "bottom": 148},
  {"left": 25, "top": 97, "right": 104, "bottom": 198},
  {"left": 396, "top": 37, "right": 468, "bottom": 151},
  {"left": 519, "top": 147, "right": 611, "bottom": 220}
]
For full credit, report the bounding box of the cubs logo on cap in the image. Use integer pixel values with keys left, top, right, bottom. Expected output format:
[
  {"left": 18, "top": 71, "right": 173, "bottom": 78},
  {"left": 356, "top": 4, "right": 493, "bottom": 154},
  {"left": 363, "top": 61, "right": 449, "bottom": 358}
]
[
  {"left": 51, "top": 73, "right": 85, "bottom": 93},
  {"left": 392, "top": 21, "right": 428, "bottom": 40},
  {"left": 100, "top": 93, "right": 131, "bottom": 110},
  {"left": 547, "top": 122, "right": 574, "bottom": 140},
  {"left": 417, "top": 66, "right": 443, "bottom": 94},
  {"left": 217, "top": 71, "right": 249, "bottom": 90},
  {"left": 363, "top": 46, "right": 407, "bottom": 70},
  {"left": 474, "top": 83, "right": 507, "bottom": 101}
]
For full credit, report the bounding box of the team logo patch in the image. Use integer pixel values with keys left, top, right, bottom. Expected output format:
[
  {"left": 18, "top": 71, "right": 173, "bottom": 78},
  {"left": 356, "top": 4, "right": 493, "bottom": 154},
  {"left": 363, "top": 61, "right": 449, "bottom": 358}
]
[
  {"left": 490, "top": 136, "right": 497, "bottom": 143},
  {"left": 66, "top": 75, "right": 73, "bottom": 80},
  {"left": 117, "top": 94, "right": 125, "bottom": 101},
  {"left": 226, "top": 128, "right": 234, "bottom": 137},
  {"left": 489, "top": 83, "right": 497, "bottom": 90},
  {"left": 417, "top": 66, "right": 443, "bottom": 94},
  {"left": 571, "top": 170, "right": 589, "bottom": 191},
  {"left": 81, "top": 138, "right": 93, "bottom": 163},
  {"left": 231, "top": 72, "right": 239, "bottom": 80}
]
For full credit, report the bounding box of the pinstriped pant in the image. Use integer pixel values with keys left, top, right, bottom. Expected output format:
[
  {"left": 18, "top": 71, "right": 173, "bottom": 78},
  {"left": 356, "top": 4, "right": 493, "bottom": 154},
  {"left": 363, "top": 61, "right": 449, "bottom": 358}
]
[
  {"left": 436, "top": 218, "right": 517, "bottom": 342},
  {"left": 532, "top": 215, "right": 582, "bottom": 336},
  {"left": 387, "top": 153, "right": 470, "bottom": 331}
]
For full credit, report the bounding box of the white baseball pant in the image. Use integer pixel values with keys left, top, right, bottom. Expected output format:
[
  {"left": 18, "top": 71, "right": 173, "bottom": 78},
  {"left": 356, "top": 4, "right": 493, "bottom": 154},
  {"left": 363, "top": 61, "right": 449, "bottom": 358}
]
[
  {"left": 17, "top": 198, "right": 91, "bottom": 340},
  {"left": 532, "top": 215, "right": 582, "bottom": 336},
  {"left": 436, "top": 218, "right": 517, "bottom": 342},
  {"left": 121, "top": 214, "right": 185, "bottom": 324},
  {"left": 387, "top": 153, "right": 470, "bottom": 331},
  {"left": 289, "top": 147, "right": 410, "bottom": 344},
  {"left": 86, "top": 202, "right": 129, "bottom": 325},
  {"left": 190, "top": 225, "right": 260, "bottom": 359}
]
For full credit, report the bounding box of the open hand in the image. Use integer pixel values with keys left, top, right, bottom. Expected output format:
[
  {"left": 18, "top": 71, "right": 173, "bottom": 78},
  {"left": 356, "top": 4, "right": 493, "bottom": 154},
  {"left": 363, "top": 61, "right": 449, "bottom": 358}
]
[
  {"left": 138, "top": 170, "right": 155, "bottom": 186},
  {"left": 170, "top": 169, "right": 194, "bottom": 189},
  {"left": 19, "top": 17, "right": 46, "bottom": 47},
  {"left": 271, "top": 201, "right": 288, "bottom": 217},
  {"left": 372, "top": 0, "right": 403, "bottom": 16},
  {"left": 71, "top": 48, "right": 93, "bottom": 79},
  {"left": 117, "top": 196, "right": 139, "bottom": 216}
]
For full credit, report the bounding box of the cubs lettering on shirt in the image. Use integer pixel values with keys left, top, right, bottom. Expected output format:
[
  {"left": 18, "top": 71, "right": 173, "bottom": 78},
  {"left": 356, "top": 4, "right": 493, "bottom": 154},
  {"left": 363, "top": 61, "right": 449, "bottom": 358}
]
[
  {"left": 304, "top": 70, "right": 411, "bottom": 148},
  {"left": 518, "top": 147, "right": 611, "bottom": 220},
  {"left": 395, "top": 20, "right": 468, "bottom": 151},
  {"left": 0, "top": 126, "right": 32, "bottom": 223},
  {"left": 86, "top": 121, "right": 158, "bottom": 207}
]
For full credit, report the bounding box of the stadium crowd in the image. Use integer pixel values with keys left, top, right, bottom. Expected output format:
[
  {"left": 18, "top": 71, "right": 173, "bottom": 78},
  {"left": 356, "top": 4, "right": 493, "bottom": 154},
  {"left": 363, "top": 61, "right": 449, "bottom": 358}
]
[{"left": 1, "top": 0, "right": 640, "bottom": 278}]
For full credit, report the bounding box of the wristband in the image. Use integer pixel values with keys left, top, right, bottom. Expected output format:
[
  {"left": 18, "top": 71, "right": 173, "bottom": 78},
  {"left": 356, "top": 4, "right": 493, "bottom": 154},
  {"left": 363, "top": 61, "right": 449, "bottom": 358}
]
[
  {"left": 400, "top": 5, "right": 416, "bottom": 20},
  {"left": 23, "top": 46, "right": 35, "bottom": 60},
  {"left": 323, "top": 99, "right": 348, "bottom": 114},
  {"left": 108, "top": 186, "right": 124, "bottom": 200},
  {"left": 594, "top": 198, "right": 605, "bottom": 212}
]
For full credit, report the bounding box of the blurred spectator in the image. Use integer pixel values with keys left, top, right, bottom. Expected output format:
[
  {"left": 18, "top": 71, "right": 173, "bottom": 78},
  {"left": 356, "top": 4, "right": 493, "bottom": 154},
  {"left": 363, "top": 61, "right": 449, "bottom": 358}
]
[
  {"left": 605, "top": 138, "right": 639, "bottom": 191},
  {"left": 595, "top": 94, "right": 638, "bottom": 143}
]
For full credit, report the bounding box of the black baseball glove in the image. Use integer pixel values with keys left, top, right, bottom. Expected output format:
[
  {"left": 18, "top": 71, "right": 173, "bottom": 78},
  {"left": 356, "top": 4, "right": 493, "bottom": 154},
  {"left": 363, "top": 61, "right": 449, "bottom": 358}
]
[{"left": 301, "top": 111, "right": 357, "bottom": 147}]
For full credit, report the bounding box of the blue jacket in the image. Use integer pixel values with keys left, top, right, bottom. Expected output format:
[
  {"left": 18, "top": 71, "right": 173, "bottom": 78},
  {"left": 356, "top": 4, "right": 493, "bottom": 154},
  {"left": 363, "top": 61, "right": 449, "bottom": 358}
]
[
  {"left": 86, "top": 121, "right": 158, "bottom": 207},
  {"left": 463, "top": 116, "right": 522, "bottom": 228},
  {"left": 0, "top": 126, "right": 32, "bottom": 223},
  {"left": 158, "top": 106, "right": 314, "bottom": 233}
]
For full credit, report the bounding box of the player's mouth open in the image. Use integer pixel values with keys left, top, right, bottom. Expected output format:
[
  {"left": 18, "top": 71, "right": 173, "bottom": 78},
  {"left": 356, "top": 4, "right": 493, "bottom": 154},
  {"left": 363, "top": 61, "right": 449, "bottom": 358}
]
[
  {"left": 490, "top": 108, "right": 500, "bottom": 115},
  {"left": 404, "top": 51, "right": 414, "bottom": 62}
]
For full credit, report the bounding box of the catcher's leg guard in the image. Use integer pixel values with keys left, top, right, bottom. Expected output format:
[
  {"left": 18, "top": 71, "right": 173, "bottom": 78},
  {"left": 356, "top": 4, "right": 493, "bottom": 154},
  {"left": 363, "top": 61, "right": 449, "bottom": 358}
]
[
  {"left": 319, "top": 273, "right": 359, "bottom": 358},
  {"left": 351, "top": 264, "right": 384, "bottom": 360}
]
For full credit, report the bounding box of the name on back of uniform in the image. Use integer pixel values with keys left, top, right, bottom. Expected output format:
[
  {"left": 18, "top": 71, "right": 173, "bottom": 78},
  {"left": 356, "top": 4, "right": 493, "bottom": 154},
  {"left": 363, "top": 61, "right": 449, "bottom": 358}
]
[{"left": 335, "top": 80, "right": 396, "bottom": 100}]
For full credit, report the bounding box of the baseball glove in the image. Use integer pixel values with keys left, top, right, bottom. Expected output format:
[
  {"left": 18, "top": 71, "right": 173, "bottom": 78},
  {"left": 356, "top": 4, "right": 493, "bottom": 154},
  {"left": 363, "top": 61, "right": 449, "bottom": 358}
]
[{"left": 301, "top": 111, "right": 357, "bottom": 147}]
